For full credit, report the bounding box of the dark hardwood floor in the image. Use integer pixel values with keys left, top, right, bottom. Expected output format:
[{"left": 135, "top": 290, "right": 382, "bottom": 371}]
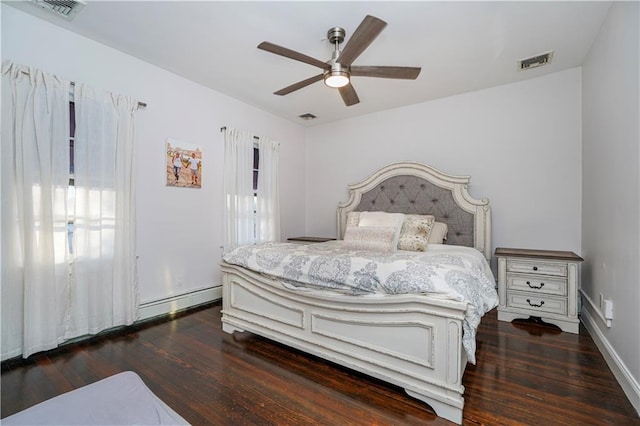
[{"left": 2, "top": 302, "right": 638, "bottom": 425}]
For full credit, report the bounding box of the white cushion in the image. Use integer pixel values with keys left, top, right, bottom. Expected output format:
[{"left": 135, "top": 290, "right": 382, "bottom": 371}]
[
  {"left": 345, "top": 211, "right": 360, "bottom": 228},
  {"left": 398, "top": 214, "right": 435, "bottom": 251},
  {"left": 428, "top": 222, "right": 448, "bottom": 244},
  {"left": 357, "top": 211, "right": 405, "bottom": 248},
  {"left": 343, "top": 226, "right": 397, "bottom": 253}
]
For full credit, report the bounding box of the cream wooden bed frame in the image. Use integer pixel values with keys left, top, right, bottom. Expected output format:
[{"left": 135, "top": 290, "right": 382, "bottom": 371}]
[{"left": 221, "top": 162, "right": 491, "bottom": 424}]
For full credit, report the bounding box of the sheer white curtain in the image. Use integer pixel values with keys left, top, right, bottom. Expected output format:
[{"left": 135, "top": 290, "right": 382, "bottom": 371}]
[
  {"left": 1, "top": 61, "right": 139, "bottom": 360},
  {"left": 223, "top": 128, "right": 256, "bottom": 251},
  {"left": 255, "top": 137, "right": 280, "bottom": 243},
  {"left": 1, "top": 61, "right": 71, "bottom": 359},
  {"left": 69, "top": 83, "right": 139, "bottom": 337}
]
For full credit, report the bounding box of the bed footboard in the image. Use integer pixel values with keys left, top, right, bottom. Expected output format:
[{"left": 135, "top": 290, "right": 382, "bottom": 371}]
[{"left": 221, "top": 263, "right": 469, "bottom": 424}]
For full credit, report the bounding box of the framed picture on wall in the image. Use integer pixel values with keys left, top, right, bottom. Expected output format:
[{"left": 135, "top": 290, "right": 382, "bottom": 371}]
[{"left": 166, "top": 139, "right": 202, "bottom": 189}]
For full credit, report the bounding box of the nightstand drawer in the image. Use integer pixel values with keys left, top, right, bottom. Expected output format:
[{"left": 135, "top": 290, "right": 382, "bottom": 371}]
[
  {"left": 507, "top": 274, "right": 567, "bottom": 296},
  {"left": 506, "top": 292, "right": 567, "bottom": 316},
  {"left": 507, "top": 259, "right": 567, "bottom": 277}
]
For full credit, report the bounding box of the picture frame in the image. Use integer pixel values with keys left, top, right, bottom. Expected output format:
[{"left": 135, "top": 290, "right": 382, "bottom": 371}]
[{"left": 166, "top": 139, "right": 202, "bottom": 189}]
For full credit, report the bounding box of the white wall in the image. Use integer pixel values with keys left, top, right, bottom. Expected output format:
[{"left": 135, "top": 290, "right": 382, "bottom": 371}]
[
  {"left": 305, "top": 68, "right": 583, "bottom": 259},
  {"left": 581, "top": 1, "right": 640, "bottom": 414},
  {"left": 1, "top": 5, "right": 307, "bottom": 307}
]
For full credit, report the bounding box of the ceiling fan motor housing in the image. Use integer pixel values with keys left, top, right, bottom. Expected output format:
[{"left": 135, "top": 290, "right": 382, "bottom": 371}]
[{"left": 327, "top": 27, "right": 346, "bottom": 45}]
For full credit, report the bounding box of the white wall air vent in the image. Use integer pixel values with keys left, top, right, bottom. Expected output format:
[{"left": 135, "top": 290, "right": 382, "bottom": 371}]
[
  {"left": 29, "top": 0, "right": 86, "bottom": 20},
  {"left": 518, "top": 51, "right": 554, "bottom": 71}
]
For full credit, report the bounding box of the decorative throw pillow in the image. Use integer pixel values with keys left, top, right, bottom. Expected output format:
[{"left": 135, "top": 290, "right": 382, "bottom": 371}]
[
  {"left": 357, "top": 211, "right": 405, "bottom": 248},
  {"left": 398, "top": 214, "right": 435, "bottom": 251},
  {"left": 343, "top": 226, "right": 397, "bottom": 253},
  {"left": 345, "top": 211, "right": 360, "bottom": 228},
  {"left": 428, "top": 222, "right": 449, "bottom": 244}
]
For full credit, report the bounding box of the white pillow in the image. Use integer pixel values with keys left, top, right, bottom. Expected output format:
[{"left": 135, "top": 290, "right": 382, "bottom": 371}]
[
  {"left": 428, "top": 222, "right": 448, "bottom": 244},
  {"left": 345, "top": 211, "right": 360, "bottom": 228},
  {"left": 357, "top": 211, "right": 405, "bottom": 248},
  {"left": 343, "top": 226, "right": 397, "bottom": 253},
  {"left": 398, "top": 214, "right": 435, "bottom": 251}
]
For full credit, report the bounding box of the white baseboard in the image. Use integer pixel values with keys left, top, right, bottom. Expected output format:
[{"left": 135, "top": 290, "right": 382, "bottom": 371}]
[
  {"left": 580, "top": 303, "right": 640, "bottom": 416},
  {"left": 139, "top": 286, "right": 222, "bottom": 321}
]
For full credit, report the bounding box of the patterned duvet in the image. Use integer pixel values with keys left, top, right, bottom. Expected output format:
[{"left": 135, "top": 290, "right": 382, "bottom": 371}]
[{"left": 223, "top": 241, "right": 498, "bottom": 363}]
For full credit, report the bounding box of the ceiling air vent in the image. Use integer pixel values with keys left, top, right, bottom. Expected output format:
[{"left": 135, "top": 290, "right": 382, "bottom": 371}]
[
  {"left": 298, "top": 113, "right": 317, "bottom": 121},
  {"left": 519, "top": 51, "right": 554, "bottom": 71},
  {"left": 29, "top": 0, "right": 86, "bottom": 20}
]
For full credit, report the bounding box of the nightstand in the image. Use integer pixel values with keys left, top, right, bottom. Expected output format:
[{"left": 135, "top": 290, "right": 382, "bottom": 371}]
[
  {"left": 287, "top": 236, "right": 336, "bottom": 244},
  {"left": 496, "top": 247, "right": 584, "bottom": 333}
]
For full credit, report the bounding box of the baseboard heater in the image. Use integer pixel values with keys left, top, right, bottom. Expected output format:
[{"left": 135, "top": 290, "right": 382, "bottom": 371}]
[
  {"left": 0, "top": 286, "right": 222, "bottom": 364},
  {"left": 139, "top": 286, "right": 222, "bottom": 321}
]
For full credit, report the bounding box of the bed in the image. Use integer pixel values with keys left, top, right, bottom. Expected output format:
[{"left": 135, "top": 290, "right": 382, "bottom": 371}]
[{"left": 220, "top": 161, "right": 496, "bottom": 424}]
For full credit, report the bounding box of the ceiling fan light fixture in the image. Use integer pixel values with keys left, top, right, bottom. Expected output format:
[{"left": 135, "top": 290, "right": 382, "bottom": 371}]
[
  {"left": 324, "top": 62, "right": 350, "bottom": 88},
  {"left": 324, "top": 70, "right": 350, "bottom": 88}
]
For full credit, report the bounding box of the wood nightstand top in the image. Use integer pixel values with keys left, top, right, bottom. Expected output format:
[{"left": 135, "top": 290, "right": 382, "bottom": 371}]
[
  {"left": 495, "top": 247, "right": 583, "bottom": 262},
  {"left": 287, "top": 236, "right": 336, "bottom": 243}
]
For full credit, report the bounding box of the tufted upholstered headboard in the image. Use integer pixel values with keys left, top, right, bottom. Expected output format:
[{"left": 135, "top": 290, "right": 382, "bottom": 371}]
[{"left": 337, "top": 162, "right": 492, "bottom": 260}]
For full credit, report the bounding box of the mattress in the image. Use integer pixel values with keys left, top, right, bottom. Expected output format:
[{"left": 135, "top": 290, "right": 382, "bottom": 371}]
[{"left": 2, "top": 371, "right": 189, "bottom": 425}]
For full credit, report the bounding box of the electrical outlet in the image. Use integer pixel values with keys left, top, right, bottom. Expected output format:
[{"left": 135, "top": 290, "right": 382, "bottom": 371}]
[
  {"left": 177, "top": 277, "right": 183, "bottom": 287},
  {"left": 604, "top": 299, "right": 614, "bottom": 320}
]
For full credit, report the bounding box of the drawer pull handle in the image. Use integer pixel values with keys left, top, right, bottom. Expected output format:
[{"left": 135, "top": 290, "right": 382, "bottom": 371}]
[
  {"left": 533, "top": 266, "right": 538, "bottom": 271},
  {"left": 526, "top": 281, "right": 545, "bottom": 289},
  {"left": 526, "top": 299, "right": 544, "bottom": 307}
]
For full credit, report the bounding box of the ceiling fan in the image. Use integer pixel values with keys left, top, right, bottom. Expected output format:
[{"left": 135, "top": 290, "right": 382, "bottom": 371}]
[{"left": 258, "top": 15, "right": 422, "bottom": 107}]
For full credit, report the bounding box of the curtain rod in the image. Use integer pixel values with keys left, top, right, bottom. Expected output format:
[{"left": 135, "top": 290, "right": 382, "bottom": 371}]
[
  {"left": 70, "top": 82, "right": 147, "bottom": 108},
  {"left": 220, "top": 126, "right": 259, "bottom": 139}
]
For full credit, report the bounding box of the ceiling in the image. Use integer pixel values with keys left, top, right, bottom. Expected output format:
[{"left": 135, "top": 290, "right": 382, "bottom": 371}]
[{"left": 7, "top": 1, "right": 611, "bottom": 126}]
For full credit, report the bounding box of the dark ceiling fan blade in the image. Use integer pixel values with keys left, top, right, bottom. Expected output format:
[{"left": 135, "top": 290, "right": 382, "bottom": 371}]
[
  {"left": 351, "top": 66, "right": 421, "bottom": 80},
  {"left": 339, "top": 83, "right": 360, "bottom": 106},
  {"left": 258, "top": 42, "right": 329, "bottom": 69},
  {"left": 337, "top": 15, "right": 387, "bottom": 66},
  {"left": 274, "top": 74, "right": 324, "bottom": 96}
]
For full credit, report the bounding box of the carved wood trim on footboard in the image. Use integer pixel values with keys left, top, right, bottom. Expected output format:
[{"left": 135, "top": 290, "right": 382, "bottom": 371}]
[{"left": 221, "top": 263, "right": 469, "bottom": 424}]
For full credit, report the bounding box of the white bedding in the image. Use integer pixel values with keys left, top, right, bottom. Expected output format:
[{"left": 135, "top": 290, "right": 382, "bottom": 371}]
[
  {"left": 223, "top": 241, "right": 498, "bottom": 363},
  {"left": 2, "top": 371, "right": 189, "bottom": 425}
]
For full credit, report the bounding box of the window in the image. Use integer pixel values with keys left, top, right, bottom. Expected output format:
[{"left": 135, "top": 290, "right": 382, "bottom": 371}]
[
  {"left": 2, "top": 63, "right": 140, "bottom": 358},
  {"left": 67, "top": 101, "right": 75, "bottom": 254},
  {"left": 223, "top": 129, "right": 279, "bottom": 249},
  {"left": 253, "top": 143, "right": 259, "bottom": 240},
  {"left": 253, "top": 144, "right": 259, "bottom": 193}
]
